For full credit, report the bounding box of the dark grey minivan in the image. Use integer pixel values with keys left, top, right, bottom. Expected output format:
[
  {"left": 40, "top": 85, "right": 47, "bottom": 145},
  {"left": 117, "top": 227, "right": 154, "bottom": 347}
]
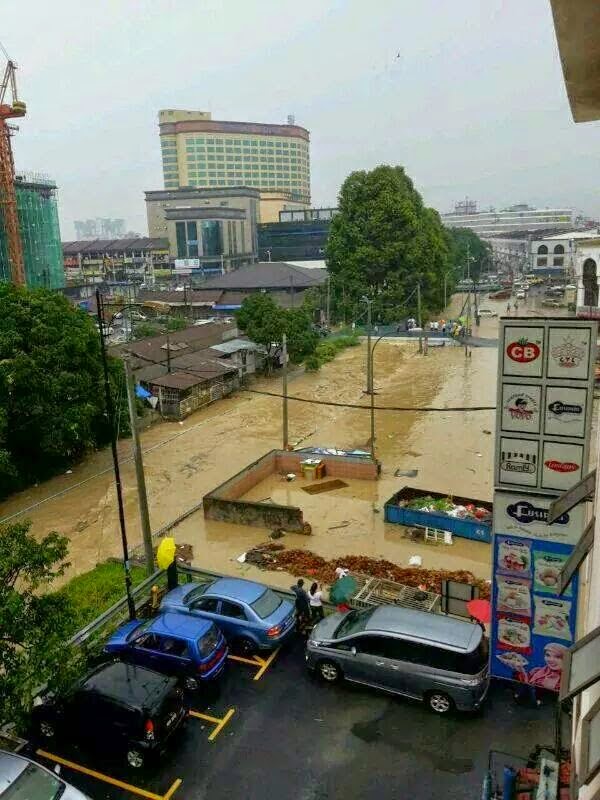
[{"left": 306, "top": 605, "right": 489, "bottom": 714}]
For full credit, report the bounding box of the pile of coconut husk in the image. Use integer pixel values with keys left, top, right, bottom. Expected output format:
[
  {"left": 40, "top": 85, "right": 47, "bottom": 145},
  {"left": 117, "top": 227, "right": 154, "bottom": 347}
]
[{"left": 243, "top": 544, "right": 489, "bottom": 599}]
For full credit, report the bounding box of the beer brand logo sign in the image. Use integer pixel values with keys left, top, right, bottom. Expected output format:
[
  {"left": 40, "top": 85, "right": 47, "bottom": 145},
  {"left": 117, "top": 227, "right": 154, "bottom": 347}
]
[
  {"left": 544, "top": 460, "right": 578, "bottom": 473},
  {"left": 507, "top": 338, "right": 540, "bottom": 363},
  {"left": 507, "top": 501, "right": 569, "bottom": 526}
]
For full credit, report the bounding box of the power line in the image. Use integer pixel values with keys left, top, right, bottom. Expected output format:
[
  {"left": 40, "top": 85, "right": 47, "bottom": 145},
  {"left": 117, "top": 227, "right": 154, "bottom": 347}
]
[{"left": 242, "top": 387, "right": 495, "bottom": 412}]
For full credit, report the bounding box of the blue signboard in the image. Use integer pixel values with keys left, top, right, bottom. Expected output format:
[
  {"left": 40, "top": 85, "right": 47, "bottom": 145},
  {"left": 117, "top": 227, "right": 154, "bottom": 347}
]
[{"left": 490, "top": 533, "right": 578, "bottom": 691}]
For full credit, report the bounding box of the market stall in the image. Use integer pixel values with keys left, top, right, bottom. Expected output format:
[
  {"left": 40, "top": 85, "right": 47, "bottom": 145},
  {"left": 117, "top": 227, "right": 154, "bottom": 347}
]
[{"left": 384, "top": 486, "right": 493, "bottom": 543}]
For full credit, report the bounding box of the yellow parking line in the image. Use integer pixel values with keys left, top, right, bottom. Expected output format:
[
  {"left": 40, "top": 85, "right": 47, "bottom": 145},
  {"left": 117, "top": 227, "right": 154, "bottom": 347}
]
[
  {"left": 207, "top": 708, "right": 235, "bottom": 742},
  {"left": 36, "top": 749, "right": 182, "bottom": 800},
  {"left": 163, "top": 780, "right": 183, "bottom": 800},
  {"left": 189, "top": 710, "right": 222, "bottom": 725},
  {"left": 227, "top": 654, "right": 263, "bottom": 667},
  {"left": 188, "top": 708, "right": 235, "bottom": 741},
  {"left": 253, "top": 647, "right": 281, "bottom": 681}
]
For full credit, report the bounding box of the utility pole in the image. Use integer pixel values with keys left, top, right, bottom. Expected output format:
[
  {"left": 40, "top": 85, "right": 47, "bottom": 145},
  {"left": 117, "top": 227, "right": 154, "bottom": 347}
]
[
  {"left": 417, "top": 282, "right": 423, "bottom": 354},
  {"left": 166, "top": 331, "right": 171, "bottom": 373},
  {"left": 95, "top": 290, "right": 136, "bottom": 620},
  {"left": 364, "top": 296, "right": 372, "bottom": 394},
  {"left": 465, "top": 243, "right": 471, "bottom": 358},
  {"left": 326, "top": 276, "right": 331, "bottom": 328},
  {"left": 370, "top": 356, "right": 375, "bottom": 459},
  {"left": 124, "top": 360, "right": 154, "bottom": 577},
  {"left": 282, "top": 333, "right": 289, "bottom": 449}
]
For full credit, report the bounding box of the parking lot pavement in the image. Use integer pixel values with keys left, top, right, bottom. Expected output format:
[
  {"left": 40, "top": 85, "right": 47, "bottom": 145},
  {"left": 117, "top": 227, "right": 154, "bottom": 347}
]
[{"left": 30, "top": 637, "right": 559, "bottom": 800}]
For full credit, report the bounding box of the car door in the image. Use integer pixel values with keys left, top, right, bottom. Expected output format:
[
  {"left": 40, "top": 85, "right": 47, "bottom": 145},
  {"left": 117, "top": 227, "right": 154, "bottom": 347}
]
[
  {"left": 153, "top": 635, "right": 193, "bottom": 677},
  {"left": 188, "top": 596, "right": 221, "bottom": 626},
  {"left": 349, "top": 635, "right": 406, "bottom": 693},
  {"left": 129, "top": 632, "right": 164, "bottom": 671},
  {"left": 65, "top": 689, "right": 100, "bottom": 744},
  {"left": 216, "top": 600, "right": 249, "bottom": 640}
]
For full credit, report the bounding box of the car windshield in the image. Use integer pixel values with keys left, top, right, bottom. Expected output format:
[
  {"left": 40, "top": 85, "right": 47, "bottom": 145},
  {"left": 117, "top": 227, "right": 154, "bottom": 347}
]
[
  {"left": 184, "top": 582, "right": 213, "bottom": 605},
  {"left": 198, "top": 624, "right": 220, "bottom": 657},
  {"left": 2, "top": 763, "right": 64, "bottom": 800},
  {"left": 334, "top": 609, "right": 374, "bottom": 639},
  {"left": 250, "top": 588, "right": 282, "bottom": 619}
]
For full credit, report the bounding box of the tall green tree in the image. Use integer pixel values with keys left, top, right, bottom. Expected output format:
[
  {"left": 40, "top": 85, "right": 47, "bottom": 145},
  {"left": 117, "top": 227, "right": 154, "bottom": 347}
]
[
  {"left": 0, "top": 284, "right": 126, "bottom": 499},
  {"left": 0, "top": 521, "right": 78, "bottom": 729},
  {"left": 446, "top": 227, "right": 492, "bottom": 283},
  {"left": 236, "top": 294, "right": 318, "bottom": 370},
  {"left": 326, "top": 165, "right": 452, "bottom": 322}
]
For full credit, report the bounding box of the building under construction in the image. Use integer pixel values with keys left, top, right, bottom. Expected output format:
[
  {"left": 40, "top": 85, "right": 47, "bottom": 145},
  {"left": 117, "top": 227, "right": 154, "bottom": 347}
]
[{"left": 0, "top": 173, "right": 64, "bottom": 288}]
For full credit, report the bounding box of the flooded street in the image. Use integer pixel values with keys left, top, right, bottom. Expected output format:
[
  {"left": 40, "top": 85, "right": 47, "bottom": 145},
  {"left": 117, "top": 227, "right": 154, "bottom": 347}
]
[{"left": 0, "top": 293, "right": 584, "bottom": 591}]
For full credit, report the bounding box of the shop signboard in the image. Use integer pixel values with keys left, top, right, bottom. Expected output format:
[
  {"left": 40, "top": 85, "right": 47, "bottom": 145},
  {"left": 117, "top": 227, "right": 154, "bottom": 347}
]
[{"left": 490, "top": 318, "right": 596, "bottom": 691}]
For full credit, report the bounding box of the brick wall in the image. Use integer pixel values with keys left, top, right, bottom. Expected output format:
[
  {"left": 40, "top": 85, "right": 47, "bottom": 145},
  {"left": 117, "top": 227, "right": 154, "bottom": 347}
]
[{"left": 275, "top": 452, "right": 378, "bottom": 480}]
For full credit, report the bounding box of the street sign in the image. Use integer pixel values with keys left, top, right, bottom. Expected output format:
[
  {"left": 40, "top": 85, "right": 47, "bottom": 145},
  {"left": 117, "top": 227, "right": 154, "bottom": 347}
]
[
  {"left": 547, "top": 469, "right": 596, "bottom": 524},
  {"left": 558, "top": 517, "right": 595, "bottom": 595},
  {"left": 490, "top": 318, "right": 597, "bottom": 692}
]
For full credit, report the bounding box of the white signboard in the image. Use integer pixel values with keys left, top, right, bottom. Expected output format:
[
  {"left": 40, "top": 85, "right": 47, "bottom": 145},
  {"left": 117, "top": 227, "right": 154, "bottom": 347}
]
[
  {"left": 544, "top": 386, "right": 587, "bottom": 438},
  {"left": 547, "top": 326, "right": 592, "bottom": 381},
  {"left": 501, "top": 384, "right": 542, "bottom": 434},
  {"left": 502, "top": 325, "right": 545, "bottom": 378},
  {"left": 498, "top": 437, "right": 539, "bottom": 488},
  {"left": 495, "top": 319, "right": 597, "bottom": 496},
  {"left": 493, "top": 490, "right": 585, "bottom": 545},
  {"left": 541, "top": 441, "right": 585, "bottom": 491}
]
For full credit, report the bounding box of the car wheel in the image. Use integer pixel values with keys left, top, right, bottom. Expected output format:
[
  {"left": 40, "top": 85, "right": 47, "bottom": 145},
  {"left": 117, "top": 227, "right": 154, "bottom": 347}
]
[
  {"left": 234, "top": 637, "right": 256, "bottom": 657},
  {"left": 126, "top": 749, "right": 144, "bottom": 769},
  {"left": 184, "top": 676, "right": 199, "bottom": 691},
  {"left": 38, "top": 719, "right": 56, "bottom": 739},
  {"left": 318, "top": 660, "right": 341, "bottom": 683},
  {"left": 426, "top": 692, "right": 454, "bottom": 715}
]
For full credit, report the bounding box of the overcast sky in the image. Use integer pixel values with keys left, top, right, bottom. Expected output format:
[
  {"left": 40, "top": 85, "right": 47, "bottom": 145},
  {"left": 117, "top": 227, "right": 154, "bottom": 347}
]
[{"left": 4, "top": 0, "right": 599, "bottom": 239}]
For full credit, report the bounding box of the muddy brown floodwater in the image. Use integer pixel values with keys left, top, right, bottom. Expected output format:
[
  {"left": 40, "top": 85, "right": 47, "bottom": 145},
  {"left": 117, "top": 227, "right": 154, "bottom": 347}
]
[{"left": 1, "top": 293, "right": 588, "bottom": 593}]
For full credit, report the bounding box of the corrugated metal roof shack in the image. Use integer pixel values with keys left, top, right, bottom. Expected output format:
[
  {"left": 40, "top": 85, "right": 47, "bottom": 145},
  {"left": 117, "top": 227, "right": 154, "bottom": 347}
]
[{"left": 143, "top": 361, "right": 239, "bottom": 419}]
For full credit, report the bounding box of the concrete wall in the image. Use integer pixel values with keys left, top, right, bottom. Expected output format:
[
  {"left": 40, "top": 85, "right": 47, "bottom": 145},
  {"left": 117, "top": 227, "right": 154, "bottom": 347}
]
[
  {"left": 203, "top": 495, "right": 304, "bottom": 532},
  {"left": 203, "top": 449, "right": 378, "bottom": 532}
]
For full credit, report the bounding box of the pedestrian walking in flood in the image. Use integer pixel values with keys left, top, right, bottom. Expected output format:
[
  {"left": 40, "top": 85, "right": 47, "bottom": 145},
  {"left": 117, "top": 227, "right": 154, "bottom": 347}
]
[
  {"left": 309, "top": 582, "right": 325, "bottom": 622},
  {"left": 506, "top": 303, "right": 511, "bottom": 314},
  {"left": 291, "top": 578, "right": 311, "bottom": 635}
]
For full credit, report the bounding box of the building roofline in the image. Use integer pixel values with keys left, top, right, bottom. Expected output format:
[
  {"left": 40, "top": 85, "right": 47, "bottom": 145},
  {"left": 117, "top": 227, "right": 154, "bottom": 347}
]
[
  {"left": 145, "top": 186, "right": 261, "bottom": 201},
  {"left": 159, "top": 118, "right": 310, "bottom": 141}
]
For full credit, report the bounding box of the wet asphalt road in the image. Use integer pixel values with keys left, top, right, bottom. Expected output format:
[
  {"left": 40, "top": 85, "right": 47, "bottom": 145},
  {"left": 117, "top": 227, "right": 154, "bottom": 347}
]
[{"left": 31, "top": 636, "right": 559, "bottom": 800}]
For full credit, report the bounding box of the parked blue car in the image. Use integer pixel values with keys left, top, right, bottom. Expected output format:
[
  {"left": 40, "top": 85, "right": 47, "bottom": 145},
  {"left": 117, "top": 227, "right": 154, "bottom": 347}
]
[
  {"left": 104, "top": 612, "right": 228, "bottom": 690},
  {"left": 161, "top": 578, "right": 295, "bottom": 655}
]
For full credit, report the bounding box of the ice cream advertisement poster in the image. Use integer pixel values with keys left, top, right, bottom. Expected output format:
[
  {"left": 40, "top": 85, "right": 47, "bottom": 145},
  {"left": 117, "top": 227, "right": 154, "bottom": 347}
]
[{"left": 490, "top": 535, "right": 578, "bottom": 690}]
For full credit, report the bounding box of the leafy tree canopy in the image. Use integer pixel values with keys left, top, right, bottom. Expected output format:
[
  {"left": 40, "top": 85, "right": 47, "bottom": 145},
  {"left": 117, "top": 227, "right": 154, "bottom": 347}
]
[
  {"left": 446, "top": 227, "right": 492, "bottom": 283},
  {"left": 0, "top": 284, "right": 125, "bottom": 499},
  {"left": 326, "top": 165, "right": 456, "bottom": 322},
  {"left": 236, "top": 294, "right": 318, "bottom": 369},
  {"left": 0, "top": 520, "right": 78, "bottom": 729}
]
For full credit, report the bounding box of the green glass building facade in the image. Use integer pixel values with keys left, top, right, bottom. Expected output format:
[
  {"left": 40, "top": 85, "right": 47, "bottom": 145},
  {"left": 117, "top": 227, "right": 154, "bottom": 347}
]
[{"left": 0, "top": 176, "right": 64, "bottom": 289}]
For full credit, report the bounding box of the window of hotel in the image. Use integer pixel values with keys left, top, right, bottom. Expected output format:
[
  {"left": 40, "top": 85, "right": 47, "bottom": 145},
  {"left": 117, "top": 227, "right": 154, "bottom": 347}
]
[
  {"left": 554, "top": 244, "right": 565, "bottom": 254},
  {"left": 553, "top": 257, "right": 564, "bottom": 266}
]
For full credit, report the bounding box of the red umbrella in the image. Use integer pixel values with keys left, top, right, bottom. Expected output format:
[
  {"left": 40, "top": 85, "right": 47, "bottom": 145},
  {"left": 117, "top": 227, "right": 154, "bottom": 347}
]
[{"left": 467, "top": 598, "right": 491, "bottom": 624}]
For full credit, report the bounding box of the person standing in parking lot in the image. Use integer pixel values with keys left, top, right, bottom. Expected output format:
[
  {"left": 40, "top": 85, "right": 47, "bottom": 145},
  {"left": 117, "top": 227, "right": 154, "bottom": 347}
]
[
  {"left": 309, "top": 582, "right": 325, "bottom": 622},
  {"left": 291, "top": 578, "right": 311, "bottom": 634}
]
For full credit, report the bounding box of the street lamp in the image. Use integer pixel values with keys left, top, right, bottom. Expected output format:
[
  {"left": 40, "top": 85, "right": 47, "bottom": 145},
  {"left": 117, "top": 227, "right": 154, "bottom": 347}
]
[{"left": 96, "top": 289, "right": 136, "bottom": 620}]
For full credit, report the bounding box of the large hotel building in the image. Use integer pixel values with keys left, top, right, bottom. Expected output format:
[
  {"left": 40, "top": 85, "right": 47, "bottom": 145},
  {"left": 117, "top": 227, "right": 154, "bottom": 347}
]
[{"left": 158, "top": 110, "right": 310, "bottom": 222}]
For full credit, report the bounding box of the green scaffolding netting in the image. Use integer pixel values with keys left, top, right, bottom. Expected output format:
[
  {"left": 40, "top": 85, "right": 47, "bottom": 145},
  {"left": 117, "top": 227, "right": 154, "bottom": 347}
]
[{"left": 0, "top": 181, "right": 64, "bottom": 289}]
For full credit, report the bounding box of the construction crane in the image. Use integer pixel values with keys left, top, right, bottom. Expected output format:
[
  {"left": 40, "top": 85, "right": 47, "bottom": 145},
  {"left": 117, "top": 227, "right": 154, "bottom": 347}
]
[{"left": 0, "top": 45, "right": 26, "bottom": 285}]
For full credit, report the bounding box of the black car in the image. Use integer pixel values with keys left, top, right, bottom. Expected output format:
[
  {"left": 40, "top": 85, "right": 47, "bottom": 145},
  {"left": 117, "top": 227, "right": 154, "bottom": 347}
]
[{"left": 31, "top": 661, "right": 187, "bottom": 768}]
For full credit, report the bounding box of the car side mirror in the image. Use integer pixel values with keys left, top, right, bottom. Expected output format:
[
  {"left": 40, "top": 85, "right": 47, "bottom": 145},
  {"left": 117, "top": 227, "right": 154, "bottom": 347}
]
[{"left": 351, "top": 646, "right": 357, "bottom": 656}]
